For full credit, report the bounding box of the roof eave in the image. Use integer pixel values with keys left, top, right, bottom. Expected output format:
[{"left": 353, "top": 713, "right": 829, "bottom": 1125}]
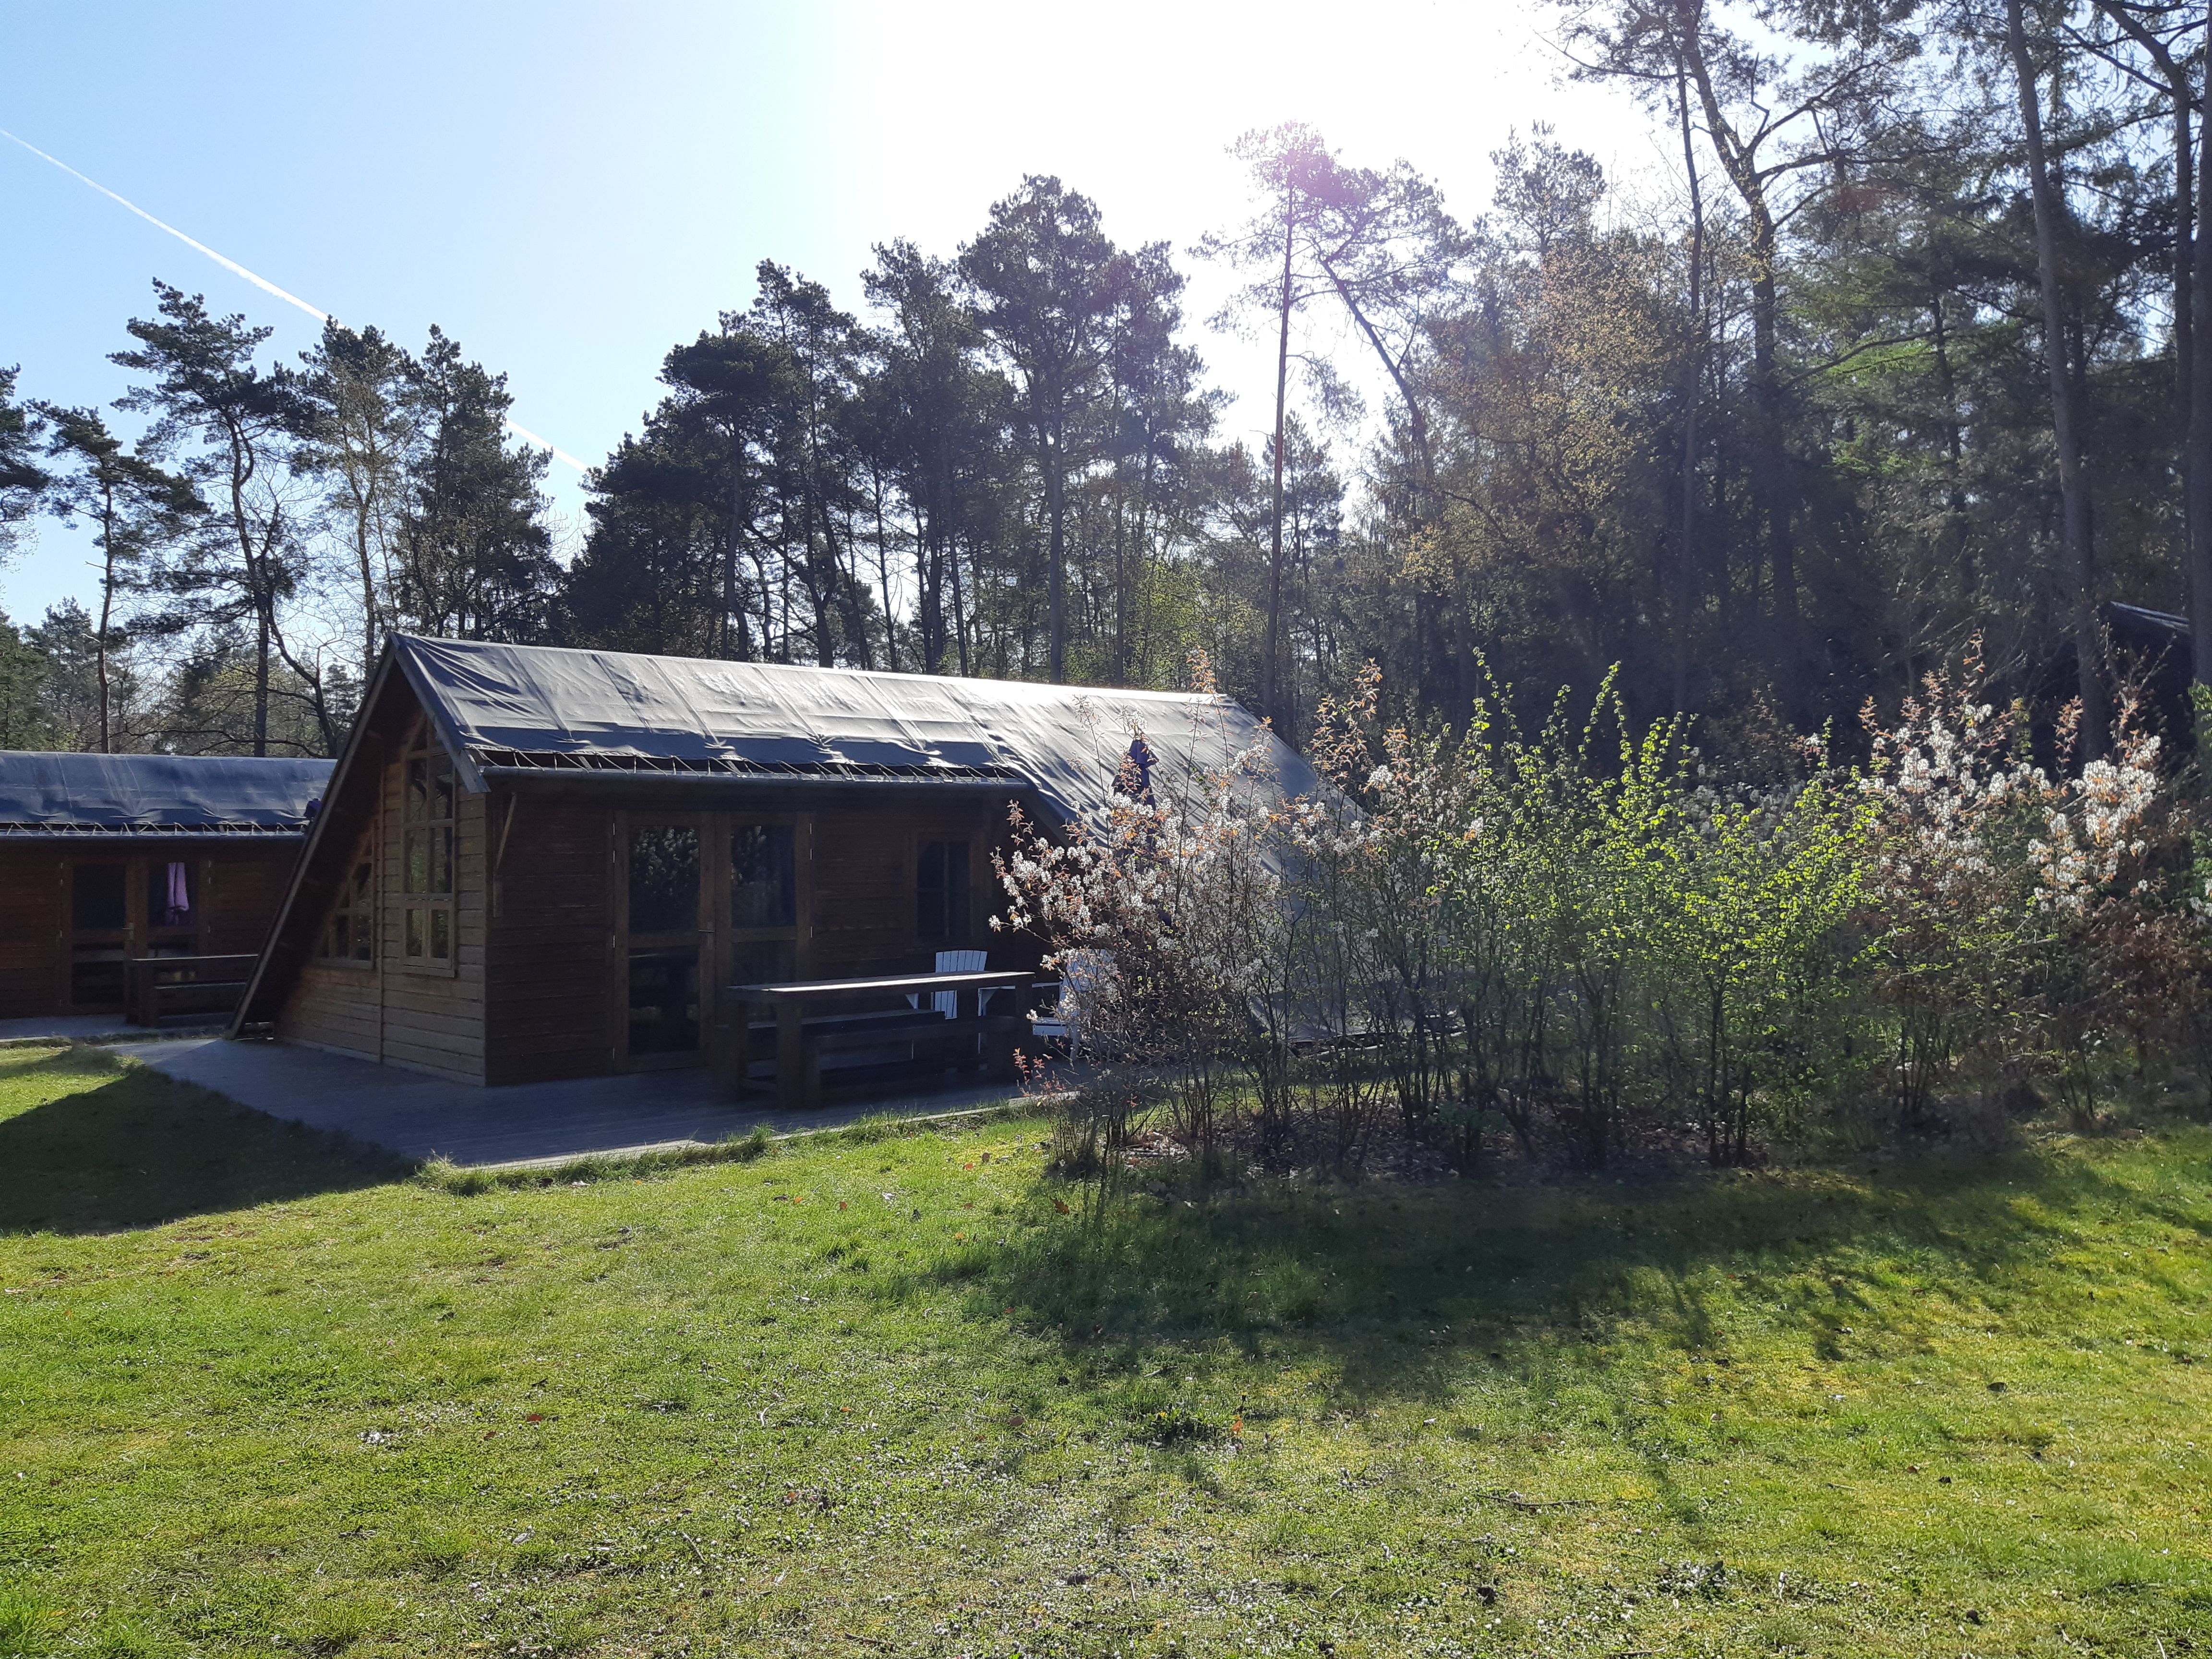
[{"left": 0, "top": 825, "right": 310, "bottom": 840}]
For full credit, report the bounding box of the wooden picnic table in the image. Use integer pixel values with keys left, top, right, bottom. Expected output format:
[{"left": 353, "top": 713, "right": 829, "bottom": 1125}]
[{"left": 718, "top": 969, "right": 1034, "bottom": 1110}]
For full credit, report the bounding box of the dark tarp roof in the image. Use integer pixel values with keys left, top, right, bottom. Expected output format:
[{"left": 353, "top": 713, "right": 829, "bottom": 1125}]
[
  {"left": 2107, "top": 601, "right": 2190, "bottom": 652},
  {"left": 391, "top": 635, "right": 1323, "bottom": 825},
  {"left": 0, "top": 751, "right": 333, "bottom": 837}
]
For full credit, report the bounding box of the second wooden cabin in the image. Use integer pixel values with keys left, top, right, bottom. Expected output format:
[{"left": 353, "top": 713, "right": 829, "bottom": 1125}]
[
  {"left": 0, "top": 752, "right": 329, "bottom": 1024},
  {"left": 236, "top": 636, "right": 1316, "bottom": 1087}
]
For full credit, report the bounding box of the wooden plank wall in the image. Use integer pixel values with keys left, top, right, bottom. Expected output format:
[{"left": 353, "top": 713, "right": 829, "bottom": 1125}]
[
  {"left": 200, "top": 844, "right": 305, "bottom": 957},
  {"left": 485, "top": 798, "right": 611, "bottom": 1086},
  {"left": 280, "top": 960, "right": 381, "bottom": 1060},
  {"left": 809, "top": 799, "right": 1004, "bottom": 979},
  {"left": 277, "top": 754, "right": 488, "bottom": 1082},
  {"left": 380, "top": 776, "right": 487, "bottom": 1082},
  {"left": 0, "top": 848, "right": 64, "bottom": 1020}
]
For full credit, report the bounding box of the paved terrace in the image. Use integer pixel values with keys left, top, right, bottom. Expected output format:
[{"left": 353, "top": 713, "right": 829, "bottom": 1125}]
[{"left": 14, "top": 1032, "right": 1045, "bottom": 1168}]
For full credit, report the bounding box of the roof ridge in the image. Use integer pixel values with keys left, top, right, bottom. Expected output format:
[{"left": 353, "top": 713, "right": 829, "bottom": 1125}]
[{"left": 387, "top": 634, "right": 1219, "bottom": 704}]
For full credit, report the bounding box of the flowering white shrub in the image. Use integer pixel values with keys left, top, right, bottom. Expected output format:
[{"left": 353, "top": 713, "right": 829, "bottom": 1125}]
[
  {"left": 993, "top": 668, "right": 1313, "bottom": 1165},
  {"left": 999, "top": 649, "right": 2202, "bottom": 1171},
  {"left": 1857, "top": 660, "right": 2188, "bottom": 1126}
]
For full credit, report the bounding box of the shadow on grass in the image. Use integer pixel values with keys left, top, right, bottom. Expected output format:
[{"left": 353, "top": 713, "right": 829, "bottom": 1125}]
[
  {"left": 944, "top": 1141, "right": 2174, "bottom": 1404},
  {"left": 0, "top": 1045, "right": 407, "bottom": 1234}
]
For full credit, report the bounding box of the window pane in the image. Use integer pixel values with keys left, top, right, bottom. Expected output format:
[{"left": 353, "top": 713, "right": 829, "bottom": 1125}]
[
  {"left": 354, "top": 916, "right": 374, "bottom": 963},
  {"left": 916, "top": 841, "right": 943, "bottom": 938},
  {"left": 147, "top": 860, "right": 195, "bottom": 929},
  {"left": 629, "top": 824, "right": 700, "bottom": 935},
  {"left": 917, "top": 841, "right": 970, "bottom": 943},
  {"left": 71, "top": 864, "right": 128, "bottom": 932},
  {"left": 627, "top": 947, "right": 699, "bottom": 1056},
  {"left": 406, "top": 757, "right": 426, "bottom": 823},
  {"left": 406, "top": 827, "right": 453, "bottom": 896},
  {"left": 405, "top": 908, "right": 425, "bottom": 959},
  {"left": 945, "top": 842, "right": 970, "bottom": 943},
  {"left": 730, "top": 823, "right": 795, "bottom": 929},
  {"left": 430, "top": 755, "right": 453, "bottom": 821},
  {"left": 430, "top": 908, "right": 451, "bottom": 961}
]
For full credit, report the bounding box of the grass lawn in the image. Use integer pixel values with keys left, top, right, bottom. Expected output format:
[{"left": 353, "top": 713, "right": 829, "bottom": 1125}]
[{"left": 1, "top": 1042, "right": 2210, "bottom": 1657}]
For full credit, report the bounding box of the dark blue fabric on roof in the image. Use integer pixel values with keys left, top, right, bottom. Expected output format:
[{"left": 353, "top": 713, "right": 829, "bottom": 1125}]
[
  {"left": 390, "top": 635, "right": 1324, "bottom": 825},
  {"left": 0, "top": 752, "right": 333, "bottom": 833}
]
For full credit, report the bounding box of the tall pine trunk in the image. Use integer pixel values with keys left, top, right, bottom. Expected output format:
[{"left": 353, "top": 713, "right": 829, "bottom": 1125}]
[
  {"left": 1673, "top": 50, "right": 1706, "bottom": 717},
  {"left": 253, "top": 608, "right": 270, "bottom": 757},
  {"left": 1045, "top": 422, "right": 1066, "bottom": 682},
  {"left": 2189, "top": 58, "right": 2212, "bottom": 711},
  {"left": 352, "top": 490, "right": 378, "bottom": 690},
  {"left": 2094, "top": 2, "right": 2196, "bottom": 650},
  {"left": 1265, "top": 194, "right": 1294, "bottom": 729},
  {"left": 1750, "top": 232, "right": 1802, "bottom": 709},
  {"left": 2007, "top": 0, "right": 2108, "bottom": 756},
  {"left": 230, "top": 451, "right": 271, "bottom": 758},
  {"left": 1680, "top": 21, "right": 1802, "bottom": 713},
  {"left": 95, "top": 477, "right": 117, "bottom": 754}
]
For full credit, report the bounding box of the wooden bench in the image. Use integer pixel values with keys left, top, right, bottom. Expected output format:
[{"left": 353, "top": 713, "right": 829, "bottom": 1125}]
[
  {"left": 716, "top": 970, "right": 1034, "bottom": 1109},
  {"left": 123, "top": 954, "right": 260, "bottom": 1029}
]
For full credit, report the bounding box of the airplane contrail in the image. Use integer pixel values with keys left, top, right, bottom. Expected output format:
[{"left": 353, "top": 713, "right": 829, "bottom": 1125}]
[{"left": 1, "top": 126, "right": 591, "bottom": 474}]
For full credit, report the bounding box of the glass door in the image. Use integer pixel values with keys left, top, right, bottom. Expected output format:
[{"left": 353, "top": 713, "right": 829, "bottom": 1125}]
[
  {"left": 727, "top": 819, "right": 800, "bottom": 988},
  {"left": 622, "top": 819, "right": 706, "bottom": 1068}
]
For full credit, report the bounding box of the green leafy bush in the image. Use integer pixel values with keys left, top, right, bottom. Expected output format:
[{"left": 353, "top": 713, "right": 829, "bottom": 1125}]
[{"left": 999, "top": 656, "right": 2204, "bottom": 1171}]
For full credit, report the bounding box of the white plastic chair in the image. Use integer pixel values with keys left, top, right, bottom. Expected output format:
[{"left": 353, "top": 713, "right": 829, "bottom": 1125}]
[
  {"left": 1029, "top": 949, "right": 1110, "bottom": 1062},
  {"left": 909, "top": 949, "right": 987, "bottom": 1017}
]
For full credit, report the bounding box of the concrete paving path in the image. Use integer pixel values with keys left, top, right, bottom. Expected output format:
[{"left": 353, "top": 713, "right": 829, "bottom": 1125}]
[{"left": 129, "top": 1037, "right": 1039, "bottom": 1168}]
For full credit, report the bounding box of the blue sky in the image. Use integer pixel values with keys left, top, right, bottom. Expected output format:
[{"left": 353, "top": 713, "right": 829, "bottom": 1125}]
[{"left": 1, "top": 0, "right": 1654, "bottom": 621}]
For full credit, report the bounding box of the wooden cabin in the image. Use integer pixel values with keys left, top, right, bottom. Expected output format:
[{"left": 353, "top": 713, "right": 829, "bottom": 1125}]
[
  {"left": 0, "top": 752, "right": 331, "bottom": 1021},
  {"left": 236, "top": 635, "right": 1318, "bottom": 1087}
]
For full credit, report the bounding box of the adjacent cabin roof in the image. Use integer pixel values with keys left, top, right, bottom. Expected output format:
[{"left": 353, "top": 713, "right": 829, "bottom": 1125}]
[
  {"left": 2106, "top": 601, "right": 2189, "bottom": 656},
  {"left": 0, "top": 751, "right": 333, "bottom": 839},
  {"left": 389, "top": 635, "right": 1323, "bottom": 824}
]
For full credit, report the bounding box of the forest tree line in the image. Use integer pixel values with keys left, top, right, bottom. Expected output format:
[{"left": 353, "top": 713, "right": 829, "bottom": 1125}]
[{"left": 1, "top": 0, "right": 2208, "bottom": 765}]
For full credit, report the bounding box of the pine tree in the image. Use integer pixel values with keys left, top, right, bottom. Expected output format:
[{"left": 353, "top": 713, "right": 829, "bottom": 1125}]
[
  {"left": 36, "top": 403, "right": 203, "bottom": 751},
  {"left": 111, "top": 282, "right": 317, "bottom": 755}
]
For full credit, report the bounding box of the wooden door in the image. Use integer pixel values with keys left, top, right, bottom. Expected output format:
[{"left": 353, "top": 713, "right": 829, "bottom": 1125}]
[
  {"left": 66, "top": 858, "right": 132, "bottom": 1012},
  {"left": 616, "top": 814, "right": 710, "bottom": 1070}
]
